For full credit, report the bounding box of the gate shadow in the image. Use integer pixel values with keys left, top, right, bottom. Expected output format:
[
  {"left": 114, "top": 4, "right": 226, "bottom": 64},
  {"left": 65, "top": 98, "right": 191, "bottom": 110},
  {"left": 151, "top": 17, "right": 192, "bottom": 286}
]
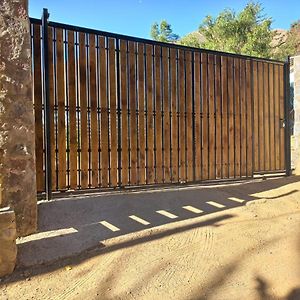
[{"left": 14, "top": 176, "right": 300, "bottom": 276}]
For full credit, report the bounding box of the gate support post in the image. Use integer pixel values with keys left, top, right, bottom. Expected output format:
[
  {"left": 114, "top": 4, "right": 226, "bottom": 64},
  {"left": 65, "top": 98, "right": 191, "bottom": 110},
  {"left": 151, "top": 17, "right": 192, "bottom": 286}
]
[
  {"left": 293, "top": 55, "right": 300, "bottom": 175},
  {"left": 0, "top": 0, "right": 37, "bottom": 236}
]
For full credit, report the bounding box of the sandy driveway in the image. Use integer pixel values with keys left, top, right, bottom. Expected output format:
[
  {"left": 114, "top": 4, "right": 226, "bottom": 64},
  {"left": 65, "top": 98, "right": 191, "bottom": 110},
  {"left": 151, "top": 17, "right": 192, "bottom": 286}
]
[{"left": 1, "top": 176, "right": 300, "bottom": 300}]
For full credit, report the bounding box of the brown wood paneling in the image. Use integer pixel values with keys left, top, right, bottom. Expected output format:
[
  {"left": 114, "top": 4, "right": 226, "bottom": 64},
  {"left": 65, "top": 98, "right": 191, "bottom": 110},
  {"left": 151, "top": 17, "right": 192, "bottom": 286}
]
[
  {"left": 263, "top": 62, "right": 270, "bottom": 171},
  {"left": 279, "top": 65, "right": 285, "bottom": 170},
  {"left": 240, "top": 59, "right": 247, "bottom": 176},
  {"left": 257, "top": 61, "right": 264, "bottom": 171},
  {"left": 89, "top": 34, "right": 99, "bottom": 187},
  {"left": 269, "top": 64, "right": 275, "bottom": 171},
  {"left": 33, "top": 24, "right": 44, "bottom": 192},
  {"left": 246, "top": 60, "right": 253, "bottom": 177},
  {"left": 137, "top": 43, "right": 146, "bottom": 184},
  {"left": 108, "top": 38, "right": 118, "bottom": 187},
  {"left": 162, "top": 47, "right": 171, "bottom": 183},
  {"left": 252, "top": 61, "right": 259, "bottom": 172},
  {"left": 274, "top": 64, "right": 280, "bottom": 170},
  {"left": 79, "top": 32, "right": 88, "bottom": 189}
]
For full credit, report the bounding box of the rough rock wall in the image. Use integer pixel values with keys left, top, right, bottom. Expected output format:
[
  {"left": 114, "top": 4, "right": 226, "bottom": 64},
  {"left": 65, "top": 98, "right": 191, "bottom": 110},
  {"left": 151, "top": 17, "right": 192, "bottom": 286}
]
[{"left": 0, "top": 0, "right": 37, "bottom": 236}]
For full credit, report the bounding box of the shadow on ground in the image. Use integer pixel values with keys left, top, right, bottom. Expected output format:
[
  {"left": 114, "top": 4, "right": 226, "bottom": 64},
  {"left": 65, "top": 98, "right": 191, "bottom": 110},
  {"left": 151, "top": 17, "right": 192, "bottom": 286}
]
[{"left": 8, "top": 176, "right": 300, "bottom": 283}]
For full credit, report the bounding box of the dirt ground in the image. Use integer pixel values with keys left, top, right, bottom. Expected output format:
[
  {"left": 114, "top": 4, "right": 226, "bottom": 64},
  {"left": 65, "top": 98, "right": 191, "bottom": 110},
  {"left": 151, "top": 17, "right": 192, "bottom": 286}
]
[{"left": 1, "top": 176, "right": 300, "bottom": 300}]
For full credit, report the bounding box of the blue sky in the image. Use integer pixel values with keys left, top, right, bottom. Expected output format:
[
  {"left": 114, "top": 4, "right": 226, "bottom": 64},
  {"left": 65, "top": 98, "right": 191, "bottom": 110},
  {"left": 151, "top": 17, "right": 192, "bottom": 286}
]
[{"left": 29, "top": 0, "right": 300, "bottom": 39}]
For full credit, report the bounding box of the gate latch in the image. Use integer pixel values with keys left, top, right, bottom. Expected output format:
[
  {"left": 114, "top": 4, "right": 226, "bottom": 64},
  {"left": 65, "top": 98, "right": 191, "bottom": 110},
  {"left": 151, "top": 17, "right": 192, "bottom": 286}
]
[{"left": 280, "top": 118, "right": 286, "bottom": 128}]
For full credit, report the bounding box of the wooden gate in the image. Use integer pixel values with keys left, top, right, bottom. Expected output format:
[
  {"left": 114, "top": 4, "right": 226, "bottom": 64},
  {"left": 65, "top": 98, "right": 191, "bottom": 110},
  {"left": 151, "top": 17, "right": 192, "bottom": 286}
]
[{"left": 30, "top": 10, "right": 291, "bottom": 199}]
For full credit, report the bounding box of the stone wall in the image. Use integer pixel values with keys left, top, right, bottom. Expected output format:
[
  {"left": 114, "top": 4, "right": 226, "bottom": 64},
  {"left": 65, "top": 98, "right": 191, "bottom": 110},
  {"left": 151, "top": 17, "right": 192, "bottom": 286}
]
[
  {"left": 294, "top": 55, "right": 300, "bottom": 175},
  {"left": 0, "top": 208, "right": 17, "bottom": 277},
  {"left": 0, "top": 0, "right": 37, "bottom": 236}
]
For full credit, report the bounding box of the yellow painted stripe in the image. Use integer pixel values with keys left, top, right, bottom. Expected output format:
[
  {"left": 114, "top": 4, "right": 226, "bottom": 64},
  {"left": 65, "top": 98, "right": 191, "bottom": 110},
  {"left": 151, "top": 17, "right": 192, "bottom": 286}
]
[
  {"left": 129, "top": 215, "right": 150, "bottom": 225},
  {"left": 206, "top": 201, "right": 226, "bottom": 208},
  {"left": 228, "top": 197, "right": 245, "bottom": 203},
  {"left": 156, "top": 210, "right": 178, "bottom": 219},
  {"left": 99, "top": 221, "right": 120, "bottom": 232},
  {"left": 182, "top": 206, "right": 203, "bottom": 214}
]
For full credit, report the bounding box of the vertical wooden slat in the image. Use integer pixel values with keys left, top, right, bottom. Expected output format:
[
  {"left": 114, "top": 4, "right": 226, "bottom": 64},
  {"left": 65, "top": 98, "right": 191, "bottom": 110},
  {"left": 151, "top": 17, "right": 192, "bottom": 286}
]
[
  {"left": 215, "top": 56, "right": 222, "bottom": 179},
  {"left": 79, "top": 32, "right": 88, "bottom": 189},
  {"left": 194, "top": 52, "right": 201, "bottom": 180},
  {"left": 99, "top": 36, "right": 109, "bottom": 187},
  {"left": 48, "top": 27, "right": 56, "bottom": 189},
  {"left": 240, "top": 59, "right": 247, "bottom": 176},
  {"left": 178, "top": 50, "right": 186, "bottom": 181},
  {"left": 109, "top": 38, "right": 118, "bottom": 187},
  {"left": 228, "top": 57, "right": 235, "bottom": 177},
  {"left": 263, "top": 62, "right": 270, "bottom": 171},
  {"left": 67, "top": 30, "right": 77, "bottom": 189},
  {"left": 162, "top": 47, "right": 171, "bottom": 183},
  {"left": 185, "top": 51, "right": 193, "bottom": 182},
  {"left": 56, "top": 29, "right": 67, "bottom": 190},
  {"left": 279, "top": 65, "right": 285, "bottom": 170},
  {"left": 252, "top": 61, "right": 259, "bottom": 172},
  {"left": 269, "top": 64, "right": 275, "bottom": 171},
  {"left": 208, "top": 54, "right": 215, "bottom": 180},
  {"left": 201, "top": 53, "right": 209, "bottom": 180},
  {"left": 89, "top": 34, "right": 99, "bottom": 187},
  {"left": 257, "top": 62, "right": 264, "bottom": 171},
  {"left": 170, "top": 48, "right": 178, "bottom": 182},
  {"left": 221, "top": 56, "right": 229, "bottom": 179},
  {"left": 33, "top": 24, "right": 45, "bottom": 192},
  {"left": 137, "top": 43, "right": 146, "bottom": 184},
  {"left": 145, "top": 44, "right": 154, "bottom": 183},
  {"left": 120, "top": 40, "right": 129, "bottom": 185},
  {"left": 154, "top": 46, "right": 163, "bottom": 183},
  {"left": 274, "top": 64, "right": 280, "bottom": 170},
  {"left": 246, "top": 60, "right": 253, "bottom": 177}
]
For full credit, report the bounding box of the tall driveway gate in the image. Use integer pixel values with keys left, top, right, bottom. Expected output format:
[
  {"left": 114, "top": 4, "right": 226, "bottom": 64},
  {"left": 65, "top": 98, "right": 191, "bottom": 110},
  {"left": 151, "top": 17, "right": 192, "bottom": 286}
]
[{"left": 30, "top": 10, "right": 291, "bottom": 199}]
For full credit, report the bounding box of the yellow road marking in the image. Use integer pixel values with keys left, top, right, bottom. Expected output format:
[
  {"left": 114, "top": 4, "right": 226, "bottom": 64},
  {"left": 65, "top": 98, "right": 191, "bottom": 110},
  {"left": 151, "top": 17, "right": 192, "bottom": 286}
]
[
  {"left": 206, "top": 201, "right": 226, "bottom": 208},
  {"left": 182, "top": 206, "right": 203, "bottom": 214},
  {"left": 99, "top": 221, "right": 120, "bottom": 232},
  {"left": 156, "top": 210, "right": 178, "bottom": 219},
  {"left": 129, "top": 215, "right": 150, "bottom": 225}
]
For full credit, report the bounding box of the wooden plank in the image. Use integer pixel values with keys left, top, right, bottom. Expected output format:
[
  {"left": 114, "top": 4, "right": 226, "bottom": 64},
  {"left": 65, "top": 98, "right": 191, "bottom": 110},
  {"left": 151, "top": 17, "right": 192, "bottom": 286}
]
[
  {"left": 56, "top": 28, "right": 67, "bottom": 190},
  {"left": 263, "top": 62, "right": 270, "bottom": 171},
  {"left": 162, "top": 47, "right": 171, "bottom": 183},
  {"left": 221, "top": 56, "right": 229, "bottom": 178},
  {"left": 240, "top": 59, "right": 247, "bottom": 176},
  {"left": 128, "top": 41, "right": 137, "bottom": 185},
  {"left": 89, "top": 34, "right": 99, "bottom": 187},
  {"left": 178, "top": 50, "right": 186, "bottom": 182},
  {"left": 269, "top": 63, "right": 275, "bottom": 171},
  {"left": 279, "top": 65, "right": 285, "bottom": 170},
  {"left": 228, "top": 57, "right": 235, "bottom": 177},
  {"left": 208, "top": 54, "right": 215, "bottom": 180},
  {"left": 67, "top": 30, "right": 77, "bottom": 189},
  {"left": 99, "top": 36, "right": 109, "bottom": 187},
  {"left": 170, "top": 48, "right": 178, "bottom": 182},
  {"left": 194, "top": 52, "right": 201, "bottom": 180},
  {"left": 201, "top": 53, "right": 209, "bottom": 180},
  {"left": 48, "top": 27, "right": 56, "bottom": 189},
  {"left": 137, "top": 43, "right": 146, "bottom": 184},
  {"left": 33, "top": 24, "right": 44, "bottom": 192},
  {"left": 252, "top": 61, "right": 259, "bottom": 172},
  {"left": 234, "top": 58, "right": 241, "bottom": 177},
  {"left": 274, "top": 65, "right": 280, "bottom": 170},
  {"left": 145, "top": 44, "right": 154, "bottom": 183},
  {"left": 154, "top": 45, "right": 163, "bottom": 183},
  {"left": 246, "top": 60, "right": 253, "bottom": 177},
  {"left": 79, "top": 32, "right": 88, "bottom": 189},
  {"left": 185, "top": 51, "right": 193, "bottom": 182},
  {"left": 257, "top": 62, "right": 264, "bottom": 171},
  {"left": 120, "top": 40, "right": 129, "bottom": 185},
  {"left": 109, "top": 38, "right": 118, "bottom": 187},
  {"left": 215, "top": 56, "right": 222, "bottom": 179}
]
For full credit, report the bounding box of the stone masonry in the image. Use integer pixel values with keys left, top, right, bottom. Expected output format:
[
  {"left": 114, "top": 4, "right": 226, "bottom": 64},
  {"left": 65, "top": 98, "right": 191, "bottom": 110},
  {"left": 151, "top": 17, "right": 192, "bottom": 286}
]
[
  {"left": 0, "top": 0, "right": 37, "bottom": 236},
  {"left": 294, "top": 55, "right": 300, "bottom": 175},
  {"left": 0, "top": 208, "right": 17, "bottom": 277}
]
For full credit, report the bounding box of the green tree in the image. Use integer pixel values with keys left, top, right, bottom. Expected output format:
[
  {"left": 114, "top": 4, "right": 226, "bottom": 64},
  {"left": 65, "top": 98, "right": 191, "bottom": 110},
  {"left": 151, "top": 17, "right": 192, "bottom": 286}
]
[
  {"left": 150, "top": 20, "right": 179, "bottom": 43},
  {"left": 198, "top": 2, "right": 273, "bottom": 58},
  {"left": 179, "top": 32, "right": 203, "bottom": 48}
]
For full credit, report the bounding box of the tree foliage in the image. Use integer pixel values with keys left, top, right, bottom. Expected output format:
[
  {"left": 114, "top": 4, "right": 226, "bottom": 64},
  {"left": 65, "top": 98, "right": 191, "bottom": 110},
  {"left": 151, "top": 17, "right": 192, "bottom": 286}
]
[
  {"left": 198, "top": 2, "right": 273, "bottom": 58},
  {"left": 150, "top": 20, "right": 179, "bottom": 43}
]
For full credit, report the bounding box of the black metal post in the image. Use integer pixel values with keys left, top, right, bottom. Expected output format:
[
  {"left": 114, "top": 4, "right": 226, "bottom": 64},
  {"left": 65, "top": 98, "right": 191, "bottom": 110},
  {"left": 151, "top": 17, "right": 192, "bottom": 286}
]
[
  {"left": 284, "top": 57, "right": 291, "bottom": 176},
  {"left": 42, "top": 8, "right": 52, "bottom": 199}
]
